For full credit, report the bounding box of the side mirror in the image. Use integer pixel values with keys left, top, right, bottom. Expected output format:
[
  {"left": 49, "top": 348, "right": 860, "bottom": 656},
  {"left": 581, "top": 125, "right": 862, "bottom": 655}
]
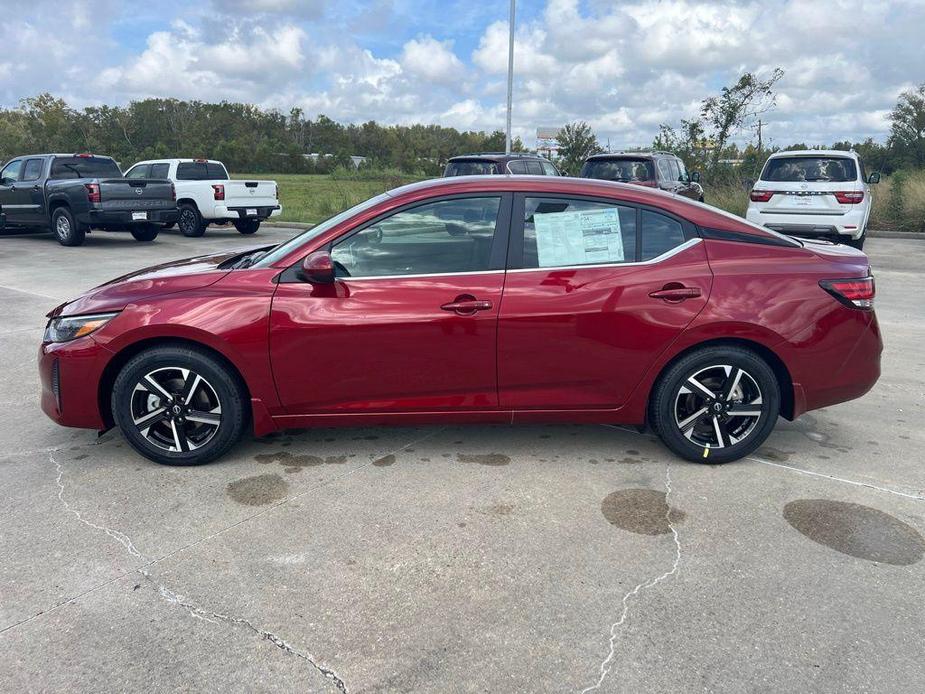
[
  {"left": 867, "top": 172, "right": 880, "bottom": 184},
  {"left": 0, "top": 177, "right": 12, "bottom": 186},
  {"left": 690, "top": 171, "right": 701, "bottom": 183},
  {"left": 298, "top": 251, "right": 335, "bottom": 284}
]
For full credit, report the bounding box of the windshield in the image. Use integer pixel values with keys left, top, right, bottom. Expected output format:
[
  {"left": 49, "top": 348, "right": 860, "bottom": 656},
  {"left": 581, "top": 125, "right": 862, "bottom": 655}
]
[
  {"left": 581, "top": 158, "right": 655, "bottom": 182},
  {"left": 444, "top": 161, "right": 497, "bottom": 176},
  {"left": 49, "top": 157, "right": 122, "bottom": 179},
  {"left": 761, "top": 156, "right": 857, "bottom": 183},
  {"left": 253, "top": 193, "right": 392, "bottom": 268}
]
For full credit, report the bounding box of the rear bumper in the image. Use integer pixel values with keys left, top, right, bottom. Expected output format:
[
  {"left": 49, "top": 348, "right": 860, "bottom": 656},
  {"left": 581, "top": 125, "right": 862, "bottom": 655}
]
[
  {"left": 745, "top": 208, "right": 867, "bottom": 240},
  {"left": 780, "top": 308, "right": 882, "bottom": 418},
  {"left": 39, "top": 336, "right": 111, "bottom": 431},
  {"left": 84, "top": 208, "right": 179, "bottom": 227},
  {"left": 213, "top": 205, "right": 281, "bottom": 221}
]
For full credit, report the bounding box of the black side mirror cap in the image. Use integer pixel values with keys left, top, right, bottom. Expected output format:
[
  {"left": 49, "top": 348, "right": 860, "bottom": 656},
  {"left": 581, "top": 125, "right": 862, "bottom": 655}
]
[
  {"left": 867, "top": 172, "right": 881, "bottom": 184},
  {"left": 690, "top": 171, "right": 701, "bottom": 183}
]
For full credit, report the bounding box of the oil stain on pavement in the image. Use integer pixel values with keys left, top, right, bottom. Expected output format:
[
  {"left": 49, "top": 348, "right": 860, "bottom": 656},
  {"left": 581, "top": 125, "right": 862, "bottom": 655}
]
[
  {"left": 601, "top": 489, "right": 686, "bottom": 535},
  {"left": 227, "top": 473, "right": 289, "bottom": 506},
  {"left": 255, "top": 451, "right": 347, "bottom": 473},
  {"left": 784, "top": 499, "right": 925, "bottom": 566},
  {"left": 458, "top": 453, "right": 511, "bottom": 466},
  {"left": 372, "top": 454, "right": 396, "bottom": 467}
]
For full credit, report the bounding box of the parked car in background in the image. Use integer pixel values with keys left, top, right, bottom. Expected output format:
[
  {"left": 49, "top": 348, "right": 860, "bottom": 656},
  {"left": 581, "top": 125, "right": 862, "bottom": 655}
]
[
  {"left": 745, "top": 150, "right": 878, "bottom": 249},
  {"left": 0, "top": 153, "right": 177, "bottom": 246},
  {"left": 443, "top": 153, "right": 560, "bottom": 177},
  {"left": 580, "top": 152, "right": 704, "bottom": 201},
  {"left": 124, "top": 159, "right": 280, "bottom": 237},
  {"left": 40, "top": 176, "right": 880, "bottom": 467}
]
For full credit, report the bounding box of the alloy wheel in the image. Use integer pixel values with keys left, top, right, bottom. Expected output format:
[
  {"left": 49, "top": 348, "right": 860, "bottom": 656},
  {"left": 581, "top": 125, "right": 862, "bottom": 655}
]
[
  {"left": 673, "top": 364, "right": 764, "bottom": 449},
  {"left": 55, "top": 214, "right": 71, "bottom": 240},
  {"left": 130, "top": 366, "right": 222, "bottom": 452},
  {"left": 179, "top": 209, "right": 196, "bottom": 234}
]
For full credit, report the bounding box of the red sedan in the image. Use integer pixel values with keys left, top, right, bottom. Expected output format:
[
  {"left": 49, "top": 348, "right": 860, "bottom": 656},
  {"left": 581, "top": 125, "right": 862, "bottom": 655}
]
[{"left": 39, "top": 176, "right": 881, "bottom": 466}]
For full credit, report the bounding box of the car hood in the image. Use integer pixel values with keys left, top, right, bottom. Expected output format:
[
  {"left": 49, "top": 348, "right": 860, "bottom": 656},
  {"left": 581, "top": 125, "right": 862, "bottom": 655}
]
[{"left": 51, "top": 246, "right": 268, "bottom": 317}]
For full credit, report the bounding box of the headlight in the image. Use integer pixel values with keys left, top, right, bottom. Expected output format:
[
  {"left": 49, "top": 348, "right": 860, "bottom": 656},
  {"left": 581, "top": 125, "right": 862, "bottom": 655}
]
[{"left": 43, "top": 312, "right": 119, "bottom": 343}]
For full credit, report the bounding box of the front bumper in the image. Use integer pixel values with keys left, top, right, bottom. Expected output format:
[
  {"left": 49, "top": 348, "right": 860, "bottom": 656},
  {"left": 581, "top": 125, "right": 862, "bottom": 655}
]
[
  {"left": 39, "top": 337, "right": 111, "bottom": 431},
  {"left": 745, "top": 208, "right": 867, "bottom": 240},
  {"left": 85, "top": 208, "right": 180, "bottom": 227}
]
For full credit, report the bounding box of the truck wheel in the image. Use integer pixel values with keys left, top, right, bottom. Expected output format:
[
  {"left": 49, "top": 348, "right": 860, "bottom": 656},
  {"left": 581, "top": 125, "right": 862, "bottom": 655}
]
[
  {"left": 131, "top": 224, "right": 160, "bottom": 242},
  {"left": 234, "top": 219, "right": 260, "bottom": 235},
  {"left": 178, "top": 203, "right": 206, "bottom": 238},
  {"left": 52, "top": 206, "right": 87, "bottom": 247}
]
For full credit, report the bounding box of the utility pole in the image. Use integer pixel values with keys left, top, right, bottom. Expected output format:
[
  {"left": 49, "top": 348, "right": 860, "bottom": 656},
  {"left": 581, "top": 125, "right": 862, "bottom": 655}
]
[
  {"left": 756, "top": 119, "right": 763, "bottom": 155},
  {"left": 505, "top": 0, "right": 515, "bottom": 155}
]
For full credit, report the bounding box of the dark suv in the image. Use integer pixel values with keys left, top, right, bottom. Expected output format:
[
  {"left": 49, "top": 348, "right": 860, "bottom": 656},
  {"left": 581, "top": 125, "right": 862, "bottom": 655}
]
[
  {"left": 580, "top": 152, "right": 703, "bottom": 201},
  {"left": 443, "top": 153, "right": 560, "bottom": 177}
]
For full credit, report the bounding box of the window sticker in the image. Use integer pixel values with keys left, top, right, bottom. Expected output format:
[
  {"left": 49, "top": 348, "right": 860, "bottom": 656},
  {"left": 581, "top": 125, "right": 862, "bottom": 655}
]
[{"left": 533, "top": 208, "right": 624, "bottom": 267}]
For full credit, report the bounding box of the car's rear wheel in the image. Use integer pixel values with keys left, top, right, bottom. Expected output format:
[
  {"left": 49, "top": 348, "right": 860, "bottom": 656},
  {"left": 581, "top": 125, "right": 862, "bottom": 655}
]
[
  {"left": 649, "top": 345, "right": 780, "bottom": 464},
  {"left": 112, "top": 345, "right": 247, "bottom": 465},
  {"left": 178, "top": 203, "right": 206, "bottom": 237},
  {"left": 130, "top": 224, "right": 160, "bottom": 242},
  {"left": 233, "top": 219, "right": 260, "bottom": 235},
  {"left": 52, "top": 206, "right": 87, "bottom": 247}
]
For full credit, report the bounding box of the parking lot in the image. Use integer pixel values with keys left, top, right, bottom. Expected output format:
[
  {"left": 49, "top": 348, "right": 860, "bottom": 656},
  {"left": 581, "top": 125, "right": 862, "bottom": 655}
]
[{"left": 0, "top": 226, "right": 923, "bottom": 692}]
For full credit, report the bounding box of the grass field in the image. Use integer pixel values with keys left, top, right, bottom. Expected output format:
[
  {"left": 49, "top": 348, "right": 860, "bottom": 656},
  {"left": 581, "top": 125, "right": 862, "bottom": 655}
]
[{"left": 240, "top": 170, "right": 925, "bottom": 232}]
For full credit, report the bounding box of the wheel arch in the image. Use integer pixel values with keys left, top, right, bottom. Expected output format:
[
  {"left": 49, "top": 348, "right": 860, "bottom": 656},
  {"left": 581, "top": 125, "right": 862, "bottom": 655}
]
[
  {"left": 176, "top": 197, "right": 199, "bottom": 209},
  {"left": 97, "top": 336, "right": 252, "bottom": 429},
  {"left": 648, "top": 337, "right": 795, "bottom": 421}
]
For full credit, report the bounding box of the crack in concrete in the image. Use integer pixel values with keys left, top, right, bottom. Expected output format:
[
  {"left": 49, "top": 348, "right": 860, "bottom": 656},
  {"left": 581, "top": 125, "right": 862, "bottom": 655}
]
[
  {"left": 2, "top": 447, "right": 368, "bottom": 692},
  {"left": 580, "top": 462, "right": 682, "bottom": 694}
]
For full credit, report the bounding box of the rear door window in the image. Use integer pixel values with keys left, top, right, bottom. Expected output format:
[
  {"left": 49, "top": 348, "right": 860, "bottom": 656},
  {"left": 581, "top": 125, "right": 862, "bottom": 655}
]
[
  {"left": 176, "top": 162, "right": 208, "bottom": 180},
  {"left": 507, "top": 160, "right": 529, "bottom": 174},
  {"left": 22, "top": 158, "right": 44, "bottom": 181},
  {"left": 150, "top": 163, "right": 170, "bottom": 179},
  {"left": 519, "top": 197, "right": 637, "bottom": 268},
  {"left": 444, "top": 161, "right": 496, "bottom": 176},
  {"left": 761, "top": 157, "right": 858, "bottom": 182}
]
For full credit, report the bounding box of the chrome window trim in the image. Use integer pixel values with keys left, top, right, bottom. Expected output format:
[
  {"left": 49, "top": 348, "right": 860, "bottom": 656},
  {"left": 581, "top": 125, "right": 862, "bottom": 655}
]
[
  {"left": 336, "top": 269, "right": 507, "bottom": 282},
  {"left": 506, "top": 237, "right": 702, "bottom": 274}
]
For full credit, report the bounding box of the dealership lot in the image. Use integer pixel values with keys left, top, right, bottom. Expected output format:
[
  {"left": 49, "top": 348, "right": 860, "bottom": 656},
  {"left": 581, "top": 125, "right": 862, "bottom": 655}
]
[{"left": 1, "top": 227, "right": 923, "bottom": 692}]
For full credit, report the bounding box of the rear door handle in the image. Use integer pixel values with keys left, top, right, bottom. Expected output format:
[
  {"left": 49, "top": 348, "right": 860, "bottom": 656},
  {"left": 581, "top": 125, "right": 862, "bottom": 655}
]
[
  {"left": 441, "top": 295, "right": 493, "bottom": 315},
  {"left": 649, "top": 286, "right": 701, "bottom": 301}
]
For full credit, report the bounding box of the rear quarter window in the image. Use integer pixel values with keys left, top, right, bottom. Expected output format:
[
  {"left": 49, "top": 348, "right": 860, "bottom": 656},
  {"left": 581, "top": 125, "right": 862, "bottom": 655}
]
[{"left": 150, "top": 163, "right": 170, "bottom": 179}]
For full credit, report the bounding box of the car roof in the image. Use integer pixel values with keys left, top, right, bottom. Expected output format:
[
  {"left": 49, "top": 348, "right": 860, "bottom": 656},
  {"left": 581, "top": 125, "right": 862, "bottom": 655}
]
[
  {"left": 448, "top": 153, "right": 551, "bottom": 163},
  {"left": 585, "top": 152, "right": 669, "bottom": 161},
  {"left": 767, "top": 149, "right": 858, "bottom": 159}
]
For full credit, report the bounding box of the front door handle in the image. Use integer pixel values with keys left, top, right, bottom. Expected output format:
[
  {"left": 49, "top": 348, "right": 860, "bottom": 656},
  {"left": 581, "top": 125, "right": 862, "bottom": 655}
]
[
  {"left": 441, "top": 294, "right": 493, "bottom": 315},
  {"left": 649, "top": 286, "right": 701, "bottom": 302}
]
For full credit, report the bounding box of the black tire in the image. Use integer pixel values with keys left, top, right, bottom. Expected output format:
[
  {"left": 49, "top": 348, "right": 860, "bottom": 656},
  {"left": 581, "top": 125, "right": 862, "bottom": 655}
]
[
  {"left": 131, "top": 224, "right": 160, "bottom": 242},
  {"left": 846, "top": 233, "right": 865, "bottom": 250},
  {"left": 698, "top": 195, "right": 705, "bottom": 203},
  {"left": 112, "top": 345, "right": 248, "bottom": 466},
  {"left": 233, "top": 219, "right": 260, "bottom": 235},
  {"left": 51, "top": 206, "right": 87, "bottom": 247},
  {"left": 178, "top": 203, "right": 206, "bottom": 237},
  {"left": 649, "top": 345, "right": 780, "bottom": 464}
]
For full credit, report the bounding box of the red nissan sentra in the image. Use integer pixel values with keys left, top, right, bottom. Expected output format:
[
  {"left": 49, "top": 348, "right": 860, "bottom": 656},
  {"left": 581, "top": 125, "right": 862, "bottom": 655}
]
[{"left": 39, "top": 176, "right": 881, "bottom": 466}]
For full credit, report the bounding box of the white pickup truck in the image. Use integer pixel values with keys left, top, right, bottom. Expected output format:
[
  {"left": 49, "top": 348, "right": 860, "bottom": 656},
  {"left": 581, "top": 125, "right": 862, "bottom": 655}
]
[{"left": 124, "top": 159, "right": 281, "bottom": 237}]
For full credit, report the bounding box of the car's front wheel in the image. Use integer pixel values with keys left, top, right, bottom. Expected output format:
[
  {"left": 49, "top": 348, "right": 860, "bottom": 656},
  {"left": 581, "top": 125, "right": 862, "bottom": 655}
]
[
  {"left": 178, "top": 203, "right": 207, "bottom": 238},
  {"left": 649, "top": 345, "right": 780, "bottom": 464},
  {"left": 112, "top": 345, "right": 247, "bottom": 465}
]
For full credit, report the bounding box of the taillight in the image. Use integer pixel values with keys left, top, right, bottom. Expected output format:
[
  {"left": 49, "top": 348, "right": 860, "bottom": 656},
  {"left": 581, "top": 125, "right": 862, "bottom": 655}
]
[
  {"left": 170, "top": 182, "right": 176, "bottom": 201},
  {"left": 212, "top": 184, "right": 225, "bottom": 201},
  {"left": 820, "top": 276, "right": 875, "bottom": 309},
  {"left": 834, "top": 191, "right": 864, "bottom": 204},
  {"left": 85, "top": 183, "right": 101, "bottom": 204},
  {"left": 749, "top": 189, "right": 774, "bottom": 203}
]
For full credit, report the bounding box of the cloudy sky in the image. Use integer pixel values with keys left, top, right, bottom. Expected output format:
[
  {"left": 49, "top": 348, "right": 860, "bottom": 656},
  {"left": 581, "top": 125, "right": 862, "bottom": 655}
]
[{"left": 1, "top": 0, "right": 922, "bottom": 148}]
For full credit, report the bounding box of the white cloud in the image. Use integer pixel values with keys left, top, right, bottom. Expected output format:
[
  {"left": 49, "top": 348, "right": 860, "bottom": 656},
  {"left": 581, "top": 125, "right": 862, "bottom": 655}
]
[{"left": 400, "top": 36, "right": 465, "bottom": 85}]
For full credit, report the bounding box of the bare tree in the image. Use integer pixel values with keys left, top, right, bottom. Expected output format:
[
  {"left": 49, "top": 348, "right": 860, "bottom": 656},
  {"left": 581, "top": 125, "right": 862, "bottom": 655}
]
[{"left": 701, "top": 68, "right": 784, "bottom": 169}]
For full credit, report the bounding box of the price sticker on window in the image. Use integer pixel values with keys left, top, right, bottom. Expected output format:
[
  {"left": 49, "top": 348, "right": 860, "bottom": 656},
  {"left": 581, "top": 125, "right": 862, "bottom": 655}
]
[{"left": 534, "top": 208, "right": 624, "bottom": 267}]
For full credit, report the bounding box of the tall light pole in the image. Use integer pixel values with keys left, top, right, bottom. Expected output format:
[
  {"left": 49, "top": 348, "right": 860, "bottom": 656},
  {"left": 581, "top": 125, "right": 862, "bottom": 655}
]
[{"left": 505, "top": 0, "right": 516, "bottom": 154}]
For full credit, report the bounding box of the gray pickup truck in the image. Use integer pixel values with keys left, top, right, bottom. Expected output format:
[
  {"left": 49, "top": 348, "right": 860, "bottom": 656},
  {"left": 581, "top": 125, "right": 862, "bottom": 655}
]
[{"left": 0, "top": 154, "right": 179, "bottom": 246}]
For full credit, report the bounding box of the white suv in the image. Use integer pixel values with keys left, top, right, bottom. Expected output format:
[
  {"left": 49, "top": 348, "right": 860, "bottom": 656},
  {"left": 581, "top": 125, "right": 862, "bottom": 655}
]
[{"left": 745, "top": 150, "right": 879, "bottom": 249}]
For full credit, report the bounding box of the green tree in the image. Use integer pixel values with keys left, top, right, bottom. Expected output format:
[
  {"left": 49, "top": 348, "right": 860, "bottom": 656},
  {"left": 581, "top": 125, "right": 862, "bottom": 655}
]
[
  {"left": 555, "top": 121, "right": 602, "bottom": 175},
  {"left": 889, "top": 83, "right": 925, "bottom": 168}
]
